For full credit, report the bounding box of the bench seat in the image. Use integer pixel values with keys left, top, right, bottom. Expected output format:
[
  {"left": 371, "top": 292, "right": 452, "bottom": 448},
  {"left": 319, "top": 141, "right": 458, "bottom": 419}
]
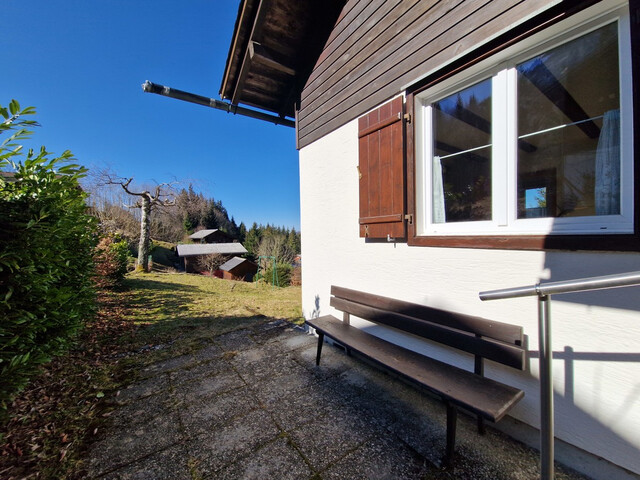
[
  {"left": 307, "top": 314, "right": 524, "bottom": 423},
  {"left": 305, "top": 286, "right": 526, "bottom": 467}
]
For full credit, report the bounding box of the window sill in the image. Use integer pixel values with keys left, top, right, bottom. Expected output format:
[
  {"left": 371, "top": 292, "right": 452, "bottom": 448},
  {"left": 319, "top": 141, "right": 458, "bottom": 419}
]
[{"left": 407, "top": 232, "right": 640, "bottom": 251}]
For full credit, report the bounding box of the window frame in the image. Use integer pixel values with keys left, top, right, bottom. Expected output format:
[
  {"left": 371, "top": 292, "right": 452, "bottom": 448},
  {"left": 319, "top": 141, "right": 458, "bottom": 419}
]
[{"left": 406, "top": 0, "right": 640, "bottom": 251}]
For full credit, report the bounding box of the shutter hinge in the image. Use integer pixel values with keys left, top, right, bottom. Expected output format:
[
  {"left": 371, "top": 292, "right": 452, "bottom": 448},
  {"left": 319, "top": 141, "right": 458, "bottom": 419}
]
[
  {"left": 404, "top": 214, "right": 413, "bottom": 224},
  {"left": 404, "top": 113, "right": 412, "bottom": 123},
  {"left": 357, "top": 165, "right": 362, "bottom": 179}
]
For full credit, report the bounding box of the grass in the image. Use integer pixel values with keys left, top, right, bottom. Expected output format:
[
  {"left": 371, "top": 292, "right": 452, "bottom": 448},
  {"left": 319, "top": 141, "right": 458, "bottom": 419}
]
[
  {"left": 0, "top": 272, "right": 302, "bottom": 480},
  {"left": 120, "top": 272, "right": 302, "bottom": 352}
]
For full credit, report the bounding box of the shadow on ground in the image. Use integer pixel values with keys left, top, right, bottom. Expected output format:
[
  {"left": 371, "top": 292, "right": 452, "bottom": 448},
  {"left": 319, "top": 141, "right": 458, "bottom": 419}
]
[{"left": 81, "top": 320, "right": 592, "bottom": 480}]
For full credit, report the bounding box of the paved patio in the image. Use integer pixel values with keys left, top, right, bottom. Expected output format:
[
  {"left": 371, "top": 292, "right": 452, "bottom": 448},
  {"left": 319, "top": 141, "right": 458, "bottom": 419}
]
[{"left": 83, "top": 319, "right": 591, "bottom": 479}]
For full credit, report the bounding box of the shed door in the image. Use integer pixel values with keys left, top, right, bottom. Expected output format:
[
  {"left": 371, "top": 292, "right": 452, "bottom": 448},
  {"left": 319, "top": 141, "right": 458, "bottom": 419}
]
[{"left": 358, "top": 96, "right": 406, "bottom": 239}]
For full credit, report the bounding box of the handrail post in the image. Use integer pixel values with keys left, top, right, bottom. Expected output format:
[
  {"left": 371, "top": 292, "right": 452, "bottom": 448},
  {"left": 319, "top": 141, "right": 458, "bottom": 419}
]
[
  {"left": 538, "top": 294, "right": 554, "bottom": 480},
  {"left": 480, "top": 271, "right": 640, "bottom": 480}
]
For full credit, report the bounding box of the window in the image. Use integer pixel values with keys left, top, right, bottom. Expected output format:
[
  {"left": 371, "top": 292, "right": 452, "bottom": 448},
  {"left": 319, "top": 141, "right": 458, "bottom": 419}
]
[{"left": 414, "top": 3, "right": 633, "bottom": 240}]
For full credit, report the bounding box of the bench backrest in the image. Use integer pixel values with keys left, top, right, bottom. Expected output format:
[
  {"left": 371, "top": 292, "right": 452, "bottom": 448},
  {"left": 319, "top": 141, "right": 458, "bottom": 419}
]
[{"left": 330, "top": 285, "right": 525, "bottom": 370}]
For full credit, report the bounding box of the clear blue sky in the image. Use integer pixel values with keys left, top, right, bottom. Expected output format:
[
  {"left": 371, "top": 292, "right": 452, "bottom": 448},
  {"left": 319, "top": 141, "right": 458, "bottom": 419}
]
[{"left": 1, "top": 0, "right": 301, "bottom": 230}]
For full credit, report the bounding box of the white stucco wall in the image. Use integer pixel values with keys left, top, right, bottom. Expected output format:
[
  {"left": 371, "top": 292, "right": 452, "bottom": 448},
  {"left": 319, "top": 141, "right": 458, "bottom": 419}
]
[{"left": 299, "top": 118, "right": 640, "bottom": 475}]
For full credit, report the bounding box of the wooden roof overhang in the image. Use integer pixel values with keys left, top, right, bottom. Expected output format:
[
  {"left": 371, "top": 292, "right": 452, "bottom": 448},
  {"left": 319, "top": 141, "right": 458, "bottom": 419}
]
[{"left": 220, "top": 0, "right": 345, "bottom": 121}]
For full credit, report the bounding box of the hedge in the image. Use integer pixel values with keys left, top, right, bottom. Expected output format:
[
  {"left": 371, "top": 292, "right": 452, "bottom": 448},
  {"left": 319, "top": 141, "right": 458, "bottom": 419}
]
[{"left": 0, "top": 100, "right": 97, "bottom": 411}]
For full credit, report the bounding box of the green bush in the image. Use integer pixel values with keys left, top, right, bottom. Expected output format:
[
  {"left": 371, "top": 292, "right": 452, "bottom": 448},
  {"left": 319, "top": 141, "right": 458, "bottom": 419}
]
[
  {"left": 94, "top": 235, "right": 130, "bottom": 288},
  {"left": 0, "top": 100, "right": 97, "bottom": 411},
  {"left": 260, "top": 262, "right": 293, "bottom": 287}
]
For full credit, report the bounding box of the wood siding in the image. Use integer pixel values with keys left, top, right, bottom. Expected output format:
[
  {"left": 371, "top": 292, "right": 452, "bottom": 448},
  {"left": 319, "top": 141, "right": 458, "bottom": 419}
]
[{"left": 297, "top": 0, "right": 561, "bottom": 149}]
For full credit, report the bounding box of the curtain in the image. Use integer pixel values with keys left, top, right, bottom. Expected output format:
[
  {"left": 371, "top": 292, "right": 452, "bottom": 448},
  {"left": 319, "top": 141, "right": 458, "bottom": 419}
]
[
  {"left": 432, "top": 156, "right": 446, "bottom": 223},
  {"left": 595, "top": 109, "right": 620, "bottom": 215}
]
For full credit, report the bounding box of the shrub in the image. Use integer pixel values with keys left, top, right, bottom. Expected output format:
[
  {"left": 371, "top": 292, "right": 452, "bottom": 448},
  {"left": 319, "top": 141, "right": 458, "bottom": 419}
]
[
  {"left": 260, "top": 262, "right": 293, "bottom": 287},
  {"left": 0, "top": 100, "right": 97, "bottom": 411},
  {"left": 93, "top": 235, "right": 130, "bottom": 288}
]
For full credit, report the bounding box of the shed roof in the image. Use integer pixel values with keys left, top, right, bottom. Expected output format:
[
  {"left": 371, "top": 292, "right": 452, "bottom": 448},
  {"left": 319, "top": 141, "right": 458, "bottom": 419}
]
[
  {"left": 189, "top": 229, "right": 220, "bottom": 240},
  {"left": 176, "top": 243, "right": 248, "bottom": 257},
  {"left": 219, "top": 256, "right": 256, "bottom": 272},
  {"left": 220, "top": 0, "right": 345, "bottom": 119}
]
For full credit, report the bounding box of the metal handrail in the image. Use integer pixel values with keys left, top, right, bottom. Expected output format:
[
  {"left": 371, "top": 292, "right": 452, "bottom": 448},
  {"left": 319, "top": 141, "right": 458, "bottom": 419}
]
[
  {"left": 479, "top": 270, "right": 640, "bottom": 480},
  {"left": 480, "top": 270, "right": 640, "bottom": 300}
]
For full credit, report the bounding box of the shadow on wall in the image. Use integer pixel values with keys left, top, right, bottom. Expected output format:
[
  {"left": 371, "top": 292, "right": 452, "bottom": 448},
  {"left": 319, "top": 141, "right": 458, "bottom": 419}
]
[
  {"left": 311, "top": 294, "right": 321, "bottom": 319},
  {"left": 542, "top": 251, "right": 640, "bottom": 311},
  {"left": 528, "top": 346, "right": 640, "bottom": 411},
  {"left": 525, "top": 345, "right": 640, "bottom": 469},
  {"left": 522, "top": 230, "right": 640, "bottom": 472}
]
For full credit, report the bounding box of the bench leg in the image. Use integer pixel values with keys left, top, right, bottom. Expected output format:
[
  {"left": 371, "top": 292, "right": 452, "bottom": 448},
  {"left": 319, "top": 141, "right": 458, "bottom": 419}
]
[
  {"left": 443, "top": 403, "right": 458, "bottom": 468},
  {"left": 315, "top": 332, "right": 324, "bottom": 366},
  {"left": 477, "top": 416, "right": 486, "bottom": 435}
]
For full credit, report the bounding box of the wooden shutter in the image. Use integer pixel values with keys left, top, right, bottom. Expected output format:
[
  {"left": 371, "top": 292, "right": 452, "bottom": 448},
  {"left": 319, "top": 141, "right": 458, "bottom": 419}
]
[{"left": 358, "top": 97, "right": 406, "bottom": 239}]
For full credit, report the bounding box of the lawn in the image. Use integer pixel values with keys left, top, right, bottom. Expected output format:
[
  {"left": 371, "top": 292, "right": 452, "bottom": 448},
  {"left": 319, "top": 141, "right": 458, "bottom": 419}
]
[
  {"left": 0, "top": 272, "right": 302, "bottom": 480},
  {"left": 125, "top": 271, "right": 302, "bottom": 326},
  {"left": 119, "top": 272, "right": 303, "bottom": 357}
]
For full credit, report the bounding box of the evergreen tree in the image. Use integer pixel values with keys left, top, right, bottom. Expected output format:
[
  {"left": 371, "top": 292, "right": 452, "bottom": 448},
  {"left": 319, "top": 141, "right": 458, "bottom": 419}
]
[
  {"left": 244, "top": 222, "right": 262, "bottom": 259},
  {"left": 238, "top": 221, "right": 247, "bottom": 243}
]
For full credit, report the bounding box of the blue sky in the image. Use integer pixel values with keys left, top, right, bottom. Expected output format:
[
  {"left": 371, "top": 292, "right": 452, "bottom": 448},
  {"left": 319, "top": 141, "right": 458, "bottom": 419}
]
[{"left": 1, "top": 0, "right": 300, "bottom": 230}]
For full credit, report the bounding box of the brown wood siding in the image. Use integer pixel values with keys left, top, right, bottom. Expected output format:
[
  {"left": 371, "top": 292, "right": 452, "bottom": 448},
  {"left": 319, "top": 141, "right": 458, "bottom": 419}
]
[
  {"left": 358, "top": 97, "right": 405, "bottom": 239},
  {"left": 298, "top": 0, "right": 562, "bottom": 149}
]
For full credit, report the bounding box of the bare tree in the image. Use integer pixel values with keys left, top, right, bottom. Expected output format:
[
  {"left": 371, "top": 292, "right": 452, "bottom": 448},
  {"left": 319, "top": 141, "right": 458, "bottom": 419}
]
[
  {"left": 256, "top": 234, "right": 295, "bottom": 265},
  {"left": 104, "top": 176, "right": 176, "bottom": 272},
  {"left": 197, "top": 253, "right": 226, "bottom": 276}
]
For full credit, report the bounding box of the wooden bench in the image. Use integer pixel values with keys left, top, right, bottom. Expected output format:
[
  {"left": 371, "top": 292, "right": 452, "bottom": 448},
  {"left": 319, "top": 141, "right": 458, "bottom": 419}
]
[{"left": 305, "top": 285, "right": 526, "bottom": 467}]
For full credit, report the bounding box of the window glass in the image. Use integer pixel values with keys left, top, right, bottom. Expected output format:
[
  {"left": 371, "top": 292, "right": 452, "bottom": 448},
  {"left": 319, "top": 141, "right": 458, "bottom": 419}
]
[
  {"left": 432, "top": 79, "right": 492, "bottom": 223},
  {"left": 516, "top": 22, "right": 620, "bottom": 219}
]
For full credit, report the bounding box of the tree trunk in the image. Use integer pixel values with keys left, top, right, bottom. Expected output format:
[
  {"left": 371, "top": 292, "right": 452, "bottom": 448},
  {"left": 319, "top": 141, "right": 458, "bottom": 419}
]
[{"left": 138, "top": 195, "right": 151, "bottom": 272}]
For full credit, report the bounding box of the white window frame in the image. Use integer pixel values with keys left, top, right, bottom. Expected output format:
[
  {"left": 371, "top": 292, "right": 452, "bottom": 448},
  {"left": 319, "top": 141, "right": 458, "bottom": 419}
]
[{"left": 414, "top": 1, "right": 633, "bottom": 237}]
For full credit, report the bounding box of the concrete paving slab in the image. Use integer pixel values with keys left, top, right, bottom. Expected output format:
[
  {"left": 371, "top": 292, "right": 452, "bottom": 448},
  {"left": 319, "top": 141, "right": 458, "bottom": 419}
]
[
  {"left": 138, "top": 353, "right": 202, "bottom": 379},
  {"left": 215, "top": 436, "right": 314, "bottom": 480},
  {"left": 115, "top": 373, "right": 172, "bottom": 404},
  {"left": 107, "top": 392, "right": 176, "bottom": 429},
  {"left": 191, "top": 342, "right": 225, "bottom": 362},
  {"left": 263, "top": 380, "right": 342, "bottom": 432},
  {"left": 85, "top": 320, "right": 596, "bottom": 480},
  {"left": 288, "top": 405, "right": 390, "bottom": 472},
  {"left": 184, "top": 408, "right": 281, "bottom": 478},
  {"left": 321, "top": 433, "right": 431, "bottom": 480},
  {"left": 178, "top": 387, "right": 258, "bottom": 438},
  {"left": 214, "top": 328, "right": 258, "bottom": 351},
  {"left": 230, "top": 347, "right": 309, "bottom": 385},
  {"left": 167, "top": 358, "right": 225, "bottom": 388},
  {"left": 292, "top": 341, "right": 353, "bottom": 379},
  {"left": 85, "top": 411, "right": 183, "bottom": 477},
  {"left": 279, "top": 329, "right": 317, "bottom": 351},
  {"left": 96, "top": 444, "right": 192, "bottom": 480},
  {"left": 177, "top": 369, "right": 245, "bottom": 402},
  {"left": 248, "top": 367, "right": 324, "bottom": 406}
]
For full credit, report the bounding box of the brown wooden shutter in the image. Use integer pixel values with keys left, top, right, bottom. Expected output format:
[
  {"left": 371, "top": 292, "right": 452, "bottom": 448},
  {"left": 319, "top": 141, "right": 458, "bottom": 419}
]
[{"left": 358, "top": 96, "right": 406, "bottom": 239}]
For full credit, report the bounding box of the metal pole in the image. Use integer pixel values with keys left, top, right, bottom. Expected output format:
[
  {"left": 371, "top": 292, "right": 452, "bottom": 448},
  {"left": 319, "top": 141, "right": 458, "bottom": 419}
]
[
  {"left": 538, "top": 294, "right": 554, "bottom": 480},
  {"left": 141, "top": 80, "right": 295, "bottom": 128}
]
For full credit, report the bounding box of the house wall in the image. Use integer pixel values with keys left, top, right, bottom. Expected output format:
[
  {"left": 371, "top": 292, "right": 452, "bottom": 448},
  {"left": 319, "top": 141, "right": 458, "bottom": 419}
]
[
  {"left": 298, "top": 0, "right": 575, "bottom": 148},
  {"left": 299, "top": 118, "right": 640, "bottom": 476}
]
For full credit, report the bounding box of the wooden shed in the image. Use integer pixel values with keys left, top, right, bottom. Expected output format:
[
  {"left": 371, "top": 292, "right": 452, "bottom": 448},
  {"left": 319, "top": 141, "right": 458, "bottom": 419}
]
[
  {"left": 188, "top": 229, "right": 234, "bottom": 244},
  {"left": 176, "top": 243, "right": 248, "bottom": 274},
  {"left": 219, "top": 256, "right": 258, "bottom": 282}
]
